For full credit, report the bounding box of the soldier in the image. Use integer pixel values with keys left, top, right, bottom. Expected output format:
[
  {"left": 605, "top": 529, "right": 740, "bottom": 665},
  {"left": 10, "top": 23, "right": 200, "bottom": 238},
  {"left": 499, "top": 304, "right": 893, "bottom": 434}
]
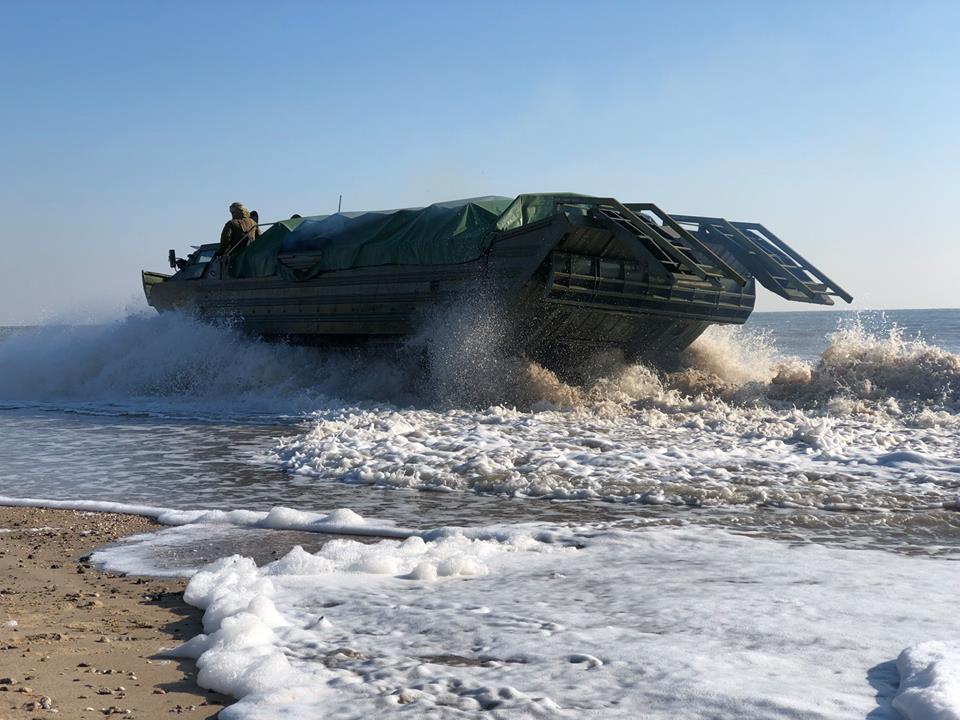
[{"left": 218, "top": 202, "right": 260, "bottom": 257}]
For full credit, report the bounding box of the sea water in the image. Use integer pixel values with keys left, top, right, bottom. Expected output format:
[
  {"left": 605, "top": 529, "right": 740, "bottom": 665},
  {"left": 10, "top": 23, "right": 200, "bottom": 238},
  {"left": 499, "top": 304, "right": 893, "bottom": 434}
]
[{"left": 1, "top": 309, "right": 958, "bottom": 719}]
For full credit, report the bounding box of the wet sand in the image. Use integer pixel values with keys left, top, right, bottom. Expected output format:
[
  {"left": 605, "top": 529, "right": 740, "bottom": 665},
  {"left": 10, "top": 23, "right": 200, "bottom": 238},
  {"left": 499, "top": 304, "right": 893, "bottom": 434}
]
[{"left": 0, "top": 507, "right": 226, "bottom": 718}]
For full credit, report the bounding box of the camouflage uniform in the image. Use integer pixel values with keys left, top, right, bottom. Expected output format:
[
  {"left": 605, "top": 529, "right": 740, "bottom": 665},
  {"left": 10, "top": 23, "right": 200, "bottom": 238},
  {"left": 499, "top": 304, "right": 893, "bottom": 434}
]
[{"left": 218, "top": 203, "right": 261, "bottom": 257}]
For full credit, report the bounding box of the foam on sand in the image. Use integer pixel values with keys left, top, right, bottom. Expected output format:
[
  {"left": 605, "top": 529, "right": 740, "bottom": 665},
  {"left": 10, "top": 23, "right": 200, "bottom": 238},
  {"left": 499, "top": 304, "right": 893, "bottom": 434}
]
[
  {"left": 894, "top": 642, "right": 960, "bottom": 720},
  {"left": 0, "top": 496, "right": 410, "bottom": 538},
  {"left": 130, "top": 523, "right": 959, "bottom": 720}
]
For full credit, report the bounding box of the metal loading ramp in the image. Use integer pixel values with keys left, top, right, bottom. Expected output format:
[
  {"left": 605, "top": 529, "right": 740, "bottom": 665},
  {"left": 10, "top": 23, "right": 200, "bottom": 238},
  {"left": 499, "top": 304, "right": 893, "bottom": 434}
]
[
  {"left": 671, "top": 215, "right": 853, "bottom": 306},
  {"left": 549, "top": 197, "right": 748, "bottom": 287}
]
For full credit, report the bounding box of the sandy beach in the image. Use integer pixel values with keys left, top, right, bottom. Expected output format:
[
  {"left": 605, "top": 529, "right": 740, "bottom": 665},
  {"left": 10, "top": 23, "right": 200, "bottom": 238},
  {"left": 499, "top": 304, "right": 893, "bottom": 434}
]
[{"left": 0, "top": 507, "right": 226, "bottom": 719}]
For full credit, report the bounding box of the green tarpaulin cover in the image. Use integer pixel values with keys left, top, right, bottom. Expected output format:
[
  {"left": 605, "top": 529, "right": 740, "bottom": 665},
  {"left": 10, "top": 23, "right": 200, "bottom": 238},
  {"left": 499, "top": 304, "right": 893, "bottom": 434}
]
[{"left": 227, "top": 194, "right": 589, "bottom": 280}]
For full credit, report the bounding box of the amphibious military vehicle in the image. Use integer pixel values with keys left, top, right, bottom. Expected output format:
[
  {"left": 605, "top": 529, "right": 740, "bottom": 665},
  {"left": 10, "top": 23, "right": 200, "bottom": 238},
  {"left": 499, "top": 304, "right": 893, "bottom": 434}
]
[{"left": 143, "top": 194, "right": 852, "bottom": 368}]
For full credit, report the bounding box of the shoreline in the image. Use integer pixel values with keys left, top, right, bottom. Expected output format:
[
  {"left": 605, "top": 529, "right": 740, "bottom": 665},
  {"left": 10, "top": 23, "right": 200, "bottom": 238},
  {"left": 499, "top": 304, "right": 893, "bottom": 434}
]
[{"left": 0, "top": 506, "right": 226, "bottom": 718}]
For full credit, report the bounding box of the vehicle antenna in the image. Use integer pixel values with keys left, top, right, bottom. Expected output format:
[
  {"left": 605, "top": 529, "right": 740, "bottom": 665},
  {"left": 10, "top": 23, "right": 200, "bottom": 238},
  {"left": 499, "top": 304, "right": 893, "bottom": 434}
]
[{"left": 338, "top": 194, "right": 342, "bottom": 213}]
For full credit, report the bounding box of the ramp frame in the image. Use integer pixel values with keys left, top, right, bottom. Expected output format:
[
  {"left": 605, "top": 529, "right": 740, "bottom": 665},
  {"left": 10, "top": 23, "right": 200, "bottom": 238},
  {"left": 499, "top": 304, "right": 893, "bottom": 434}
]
[{"left": 673, "top": 215, "right": 853, "bottom": 305}]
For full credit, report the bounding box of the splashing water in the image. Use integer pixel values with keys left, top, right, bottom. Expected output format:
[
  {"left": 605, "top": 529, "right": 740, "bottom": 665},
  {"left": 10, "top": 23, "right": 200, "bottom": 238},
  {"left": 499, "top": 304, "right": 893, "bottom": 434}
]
[
  {"left": 2, "top": 310, "right": 957, "bottom": 416},
  {"left": 0, "top": 312, "right": 419, "bottom": 417},
  {"left": 809, "top": 322, "right": 960, "bottom": 408},
  {"left": 2, "top": 311, "right": 960, "bottom": 533},
  {"left": 667, "top": 321, "right": 960, "bottom": 412}
]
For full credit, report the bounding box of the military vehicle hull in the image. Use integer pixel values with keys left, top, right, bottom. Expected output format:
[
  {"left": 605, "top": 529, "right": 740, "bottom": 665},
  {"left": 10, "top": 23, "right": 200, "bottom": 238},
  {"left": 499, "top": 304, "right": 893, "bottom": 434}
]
[{"left": 144, "top": 195, "right": 850, "bottom": 368}]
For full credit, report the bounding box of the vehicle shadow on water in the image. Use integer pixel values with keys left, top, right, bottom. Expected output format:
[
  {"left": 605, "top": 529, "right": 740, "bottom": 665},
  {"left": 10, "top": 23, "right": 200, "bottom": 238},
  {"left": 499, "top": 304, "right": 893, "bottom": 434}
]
[{"left": 866, "top": 659, "right": 902, "bottom": 719}]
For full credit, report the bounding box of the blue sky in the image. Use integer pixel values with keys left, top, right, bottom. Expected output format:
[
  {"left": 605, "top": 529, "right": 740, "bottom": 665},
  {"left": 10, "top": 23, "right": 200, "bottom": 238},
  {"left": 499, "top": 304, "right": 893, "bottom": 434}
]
[{"left": 1, "top": 0, "right": 957, "bottom": 323}]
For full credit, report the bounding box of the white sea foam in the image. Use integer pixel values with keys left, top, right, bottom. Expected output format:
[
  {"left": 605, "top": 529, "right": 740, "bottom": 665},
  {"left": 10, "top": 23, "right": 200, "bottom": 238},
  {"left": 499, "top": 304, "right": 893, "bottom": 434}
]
[
  {"left": 894, "top": 642, "right": 960, "bottom": 720},
  {"left": 135, "top": 523, "right": 957, "bottom": 719},
  {"left": 252, "top": 320, "right": 960, "bottom": 514},
  {"left": 268, "top": 398, "right": 959, "bottom": 512},
  {"left": 0, "top": 496, "right": 410, "bottom": 538}
]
